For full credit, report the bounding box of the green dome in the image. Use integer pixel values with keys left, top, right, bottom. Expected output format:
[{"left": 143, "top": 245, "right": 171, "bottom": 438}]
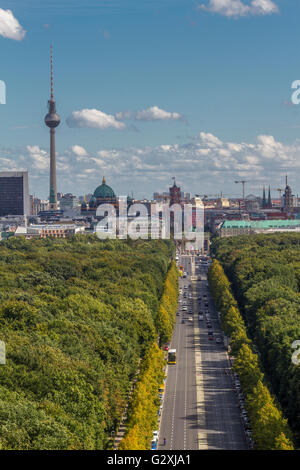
[{"left": 94, "top": 177, "right": 116, "bottom": 199}]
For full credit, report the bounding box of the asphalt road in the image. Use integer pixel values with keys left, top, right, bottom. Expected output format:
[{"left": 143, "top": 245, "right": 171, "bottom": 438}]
[{"left": 158, "top": 254, "right": 247, "bottom": 450}]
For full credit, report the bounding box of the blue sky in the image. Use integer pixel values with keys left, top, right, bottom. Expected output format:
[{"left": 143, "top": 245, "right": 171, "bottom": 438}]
[{"left": 0, "top": 0, "right": 300, "bottom": 199}]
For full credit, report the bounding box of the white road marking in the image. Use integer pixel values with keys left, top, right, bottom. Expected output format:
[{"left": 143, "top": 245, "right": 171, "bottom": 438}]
[
  {"left": 191, "top": 256, "right": 208, "bottom": 450},
  {"left": 170, "top": 292, "right": 182, "bottom": 450},
  {"left": 184, "top": 327, "right": 188, "bottom": 450}
]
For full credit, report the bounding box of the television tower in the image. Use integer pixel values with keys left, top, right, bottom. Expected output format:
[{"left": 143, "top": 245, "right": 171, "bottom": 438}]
[{"left": 44, "top": 45, "right": 60, "bottom": 210}]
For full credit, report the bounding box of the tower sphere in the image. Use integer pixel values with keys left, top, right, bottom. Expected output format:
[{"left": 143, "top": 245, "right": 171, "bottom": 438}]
[
  {"left": 44, "top": 112, "right": 60, "bottom": 128},
  {"left": 45, "top": 105, "right": 60, "bottom": 128}
]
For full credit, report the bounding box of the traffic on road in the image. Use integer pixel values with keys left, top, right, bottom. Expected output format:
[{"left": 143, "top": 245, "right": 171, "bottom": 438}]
[{"left": 156, "top": 251, "right": 248, "bottom": 450}]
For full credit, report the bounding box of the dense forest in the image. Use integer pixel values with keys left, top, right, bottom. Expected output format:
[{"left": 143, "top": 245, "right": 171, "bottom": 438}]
[
  {"left": 208, "top": 259, "right": 294, "bottom": 449},
  {"left": 212, "top": 233, "right": 300, "bottom": 445},
  {"left": 0, "top": 235, "right": 175, "bottom": 450}
]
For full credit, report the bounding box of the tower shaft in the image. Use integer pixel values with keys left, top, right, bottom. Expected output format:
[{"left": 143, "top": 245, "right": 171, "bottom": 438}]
[{"left": 49, "top": 128, "right": 57, "bottom": 210}]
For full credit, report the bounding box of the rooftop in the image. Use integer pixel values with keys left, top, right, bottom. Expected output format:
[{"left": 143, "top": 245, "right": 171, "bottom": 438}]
[{"left": 222, "top": 219, "right": 300, "bottom": 229}]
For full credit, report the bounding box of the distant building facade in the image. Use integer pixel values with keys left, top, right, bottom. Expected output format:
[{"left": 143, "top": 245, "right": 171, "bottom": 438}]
[
  {"left": 219, "top": 219, "right": 300, "bottom": 237},
  {"left": 169, "top": 179, "right": 181, "bottom": 205},
  {"left": 14, "top": 224, "right": 85, "bottom": 239},
  {"left": 60, "top": 193, "right": 80, "bottom": 212},
  {"left": 0, "top": 171, "right": 30, "bottom": 217},
  {"left": 283, "top": 176, "right": 293, "bottom": 214}
]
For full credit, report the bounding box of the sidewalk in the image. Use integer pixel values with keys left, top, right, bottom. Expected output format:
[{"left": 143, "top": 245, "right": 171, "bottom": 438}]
[{"left": 112, "top": 359, "right": 141, "bottom": 449}]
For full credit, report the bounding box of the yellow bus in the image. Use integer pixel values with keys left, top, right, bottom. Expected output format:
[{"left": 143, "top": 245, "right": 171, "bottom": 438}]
[{"left": 167, "top": 349, "right": 176, "bottom": 364}]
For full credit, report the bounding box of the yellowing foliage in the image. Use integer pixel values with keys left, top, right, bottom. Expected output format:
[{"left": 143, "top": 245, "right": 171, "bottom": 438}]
[
  {"left": 120, "top": 261, "right": 178, "bottom": 450},
  {"left": 208, "top": 260, "right": 294, "bottom": 450},
  {"left": 119, "top": 343, "right": 165, "bottom": 450},
  {"left": 155, "top": 262, "right": 178, "bottom": 346}
]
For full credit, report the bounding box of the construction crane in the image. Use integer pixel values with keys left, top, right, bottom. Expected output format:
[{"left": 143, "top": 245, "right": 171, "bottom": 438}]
[
  {"left": 234, "top": 180, "right": 248, "bottom": 201},
  {"left": 197, "top": 193, "right": 232, "bottom": 199},
  {"left": 234, "top": 179, "right": 262, "bottom": 200}
]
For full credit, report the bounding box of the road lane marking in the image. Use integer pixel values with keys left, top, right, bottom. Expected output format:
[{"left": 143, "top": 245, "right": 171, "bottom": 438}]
[
  {"left": 170, "top": 303, "right": 182, "bottom": 450},
  {"left": 191, "top": 256, "right": 208, "bottom": 450},
  {"left": 184, "top": 326, "right": 188, "bottom": 450}
]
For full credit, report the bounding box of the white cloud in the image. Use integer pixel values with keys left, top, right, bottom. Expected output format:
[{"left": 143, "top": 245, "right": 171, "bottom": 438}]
[
  {"left": 0, "top": 9, "right": 26, "bottom": 40},
  {"left": 66, "top": 109, "right": 126, "bottom": 130},
  {"left": 67, "top": 106, "right": 184, "bottom": 129},
  {"left": 26, "top": 145, "right": 48, "bottom": 170},
  {"left": 97, "top": 149, "right": 120, "bottom": 160},
  {"left": 198, "top": 0, "right": 279, "bottom": 18},
  {"left": 135, "top": 106, "right": 183, "bottom": 121},
  {"left": 115, "top": 110, "right": 133, "bottom": 120},
  {"left": 71, "top": 145, "right": 88, "bottom": 157},
  {"left": 4, "top": 131, "right": 300, "bottom": 198},
  {"left": 197, "top": 132, "right": 223, "bottom": 147}
]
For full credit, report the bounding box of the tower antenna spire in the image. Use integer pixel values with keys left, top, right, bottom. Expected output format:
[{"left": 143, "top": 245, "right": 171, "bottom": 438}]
[{"left": 50, "top": 44, "right": 54, "bottom": 101}]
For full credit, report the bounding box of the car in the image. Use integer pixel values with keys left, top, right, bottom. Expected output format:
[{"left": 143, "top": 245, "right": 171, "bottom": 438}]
[
  {"left": 176, "top": 312, "right": 180, "bottom": 316},
  {"left": 188, "top": 317, "right": 193, "bottom": 322},
  {"left": 163, "top": 345, "right": 169, "bottom": 351},
  {"left": 209, "top": 335, "right": 214, "bottom": 341},
  {"left": 216, "top": 338, "right": 222, "bottom": 344},
  {"left": 198, "top": 315, "right": 204, "bottom": 321},
  {"left": 182, "top": 319, "right": 185, "bottom": 324},
  {"left": 151, "top": 438, "right": 158, "bottom": 450}
]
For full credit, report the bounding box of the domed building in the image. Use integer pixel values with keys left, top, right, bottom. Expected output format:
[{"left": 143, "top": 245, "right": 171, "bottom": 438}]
[
  {"left": 81, "top": 177, "right": 118, "bottom": 216},
  {"left": 94, "top": 176, "right": 116, "bottom": 205}
]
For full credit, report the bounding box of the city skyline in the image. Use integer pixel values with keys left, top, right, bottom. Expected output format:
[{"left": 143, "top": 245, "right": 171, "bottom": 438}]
[{"left": 1, "top": 0, "right": 300, "bottom": 199}]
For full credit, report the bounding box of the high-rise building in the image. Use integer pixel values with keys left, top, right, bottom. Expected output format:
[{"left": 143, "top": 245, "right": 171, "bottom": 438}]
[
  {"left": 44, "top": 45, "right": 60, "bottom": 210},
  {"left": 0, "top": 171, "right": 30, "bottom": 216},
  {"left": 283, "top": 175, "right": 293, "bottom": 214},
  {"left": 169, "top": 177, "right": 181, "bottom": 205}
]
